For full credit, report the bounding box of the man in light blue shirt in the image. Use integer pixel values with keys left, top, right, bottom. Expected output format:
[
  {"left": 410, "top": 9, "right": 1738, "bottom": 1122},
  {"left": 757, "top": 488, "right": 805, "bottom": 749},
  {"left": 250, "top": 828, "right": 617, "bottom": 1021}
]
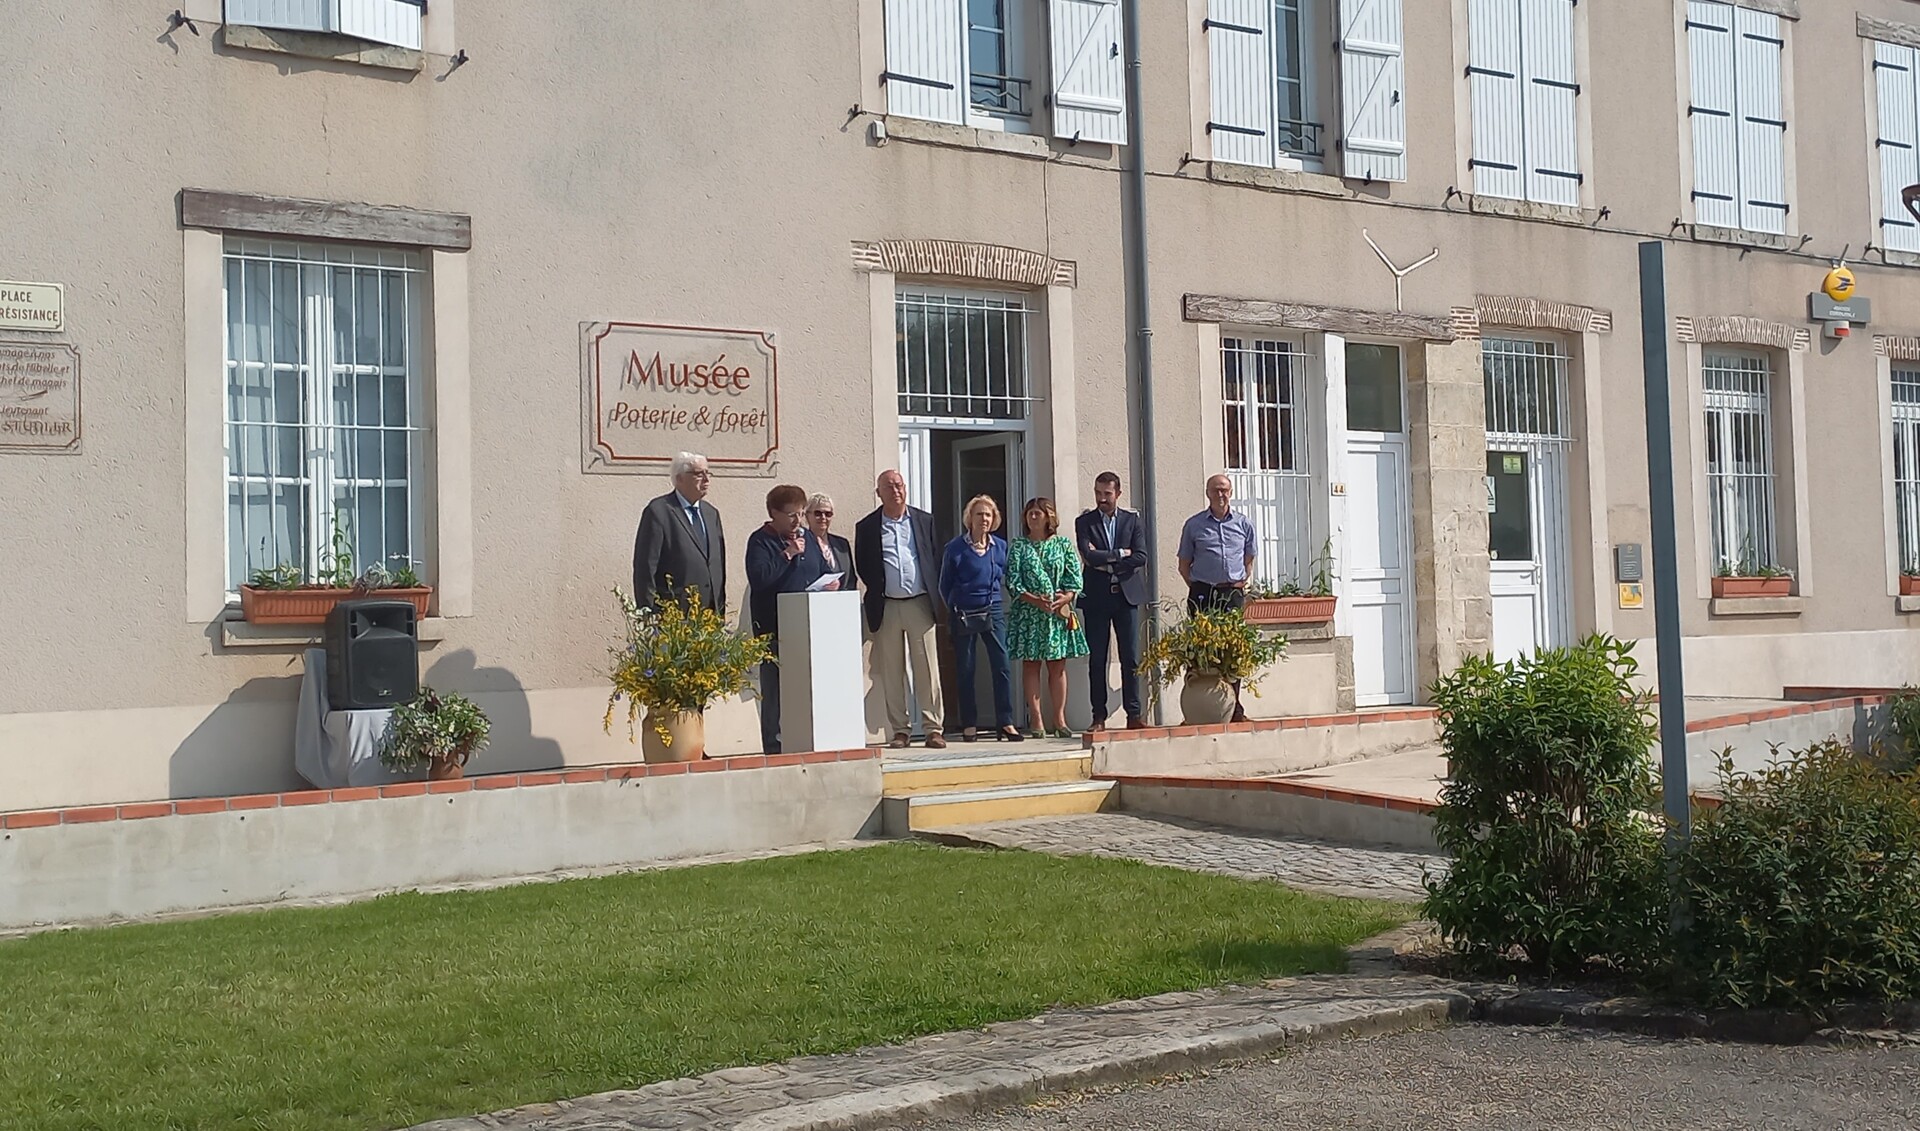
[
  {"left": 854, "top": 470, "right": 947, "bottom": 748},
  {"left": 880, "top": 509, "right": 923, "bottom": 597},
  {"left": 1176, "top": 473, "right": 1258, "bottom": 720}
]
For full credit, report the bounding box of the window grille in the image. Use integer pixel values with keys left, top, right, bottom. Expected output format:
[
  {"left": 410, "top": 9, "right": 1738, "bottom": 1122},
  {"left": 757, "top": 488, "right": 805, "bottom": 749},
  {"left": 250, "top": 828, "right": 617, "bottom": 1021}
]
[
  {"left": 1893, "top": 368, "right": 1920, "bottom": 573},
  {"left": 1483, "top": 337, "right": 1571, "bottom": 439},
  {"left": 223, "top": 238, "right": 426, "bottom": 593},
  {"left": 1222, "top": 336, "right": 1316, "bottom": 587},
  {"left": 1702, "top": 351, "right": 1777, "bottom": 572},
  {"left": 895, "top": 289, "right": 1035, "bottom": 420}
]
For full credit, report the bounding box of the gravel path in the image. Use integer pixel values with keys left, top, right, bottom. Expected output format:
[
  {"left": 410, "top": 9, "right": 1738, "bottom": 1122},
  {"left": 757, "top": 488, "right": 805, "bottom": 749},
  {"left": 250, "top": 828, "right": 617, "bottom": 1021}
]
[
  {"left": 911, "top": 1024, "right": 1920, "bottom": 1131},
  {"left": 938, "top": 813, "right": 1443, "bottom": 902}
]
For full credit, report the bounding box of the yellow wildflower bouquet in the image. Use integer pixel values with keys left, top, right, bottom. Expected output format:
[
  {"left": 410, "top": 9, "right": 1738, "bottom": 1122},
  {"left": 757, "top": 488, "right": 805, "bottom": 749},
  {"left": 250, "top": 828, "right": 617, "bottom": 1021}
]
[
  {"left": 605, "top": 587, "right": 773, "bottom": 745},
  {"left": 1138, "top": 603, "right": 1287, "bottom": 704}
]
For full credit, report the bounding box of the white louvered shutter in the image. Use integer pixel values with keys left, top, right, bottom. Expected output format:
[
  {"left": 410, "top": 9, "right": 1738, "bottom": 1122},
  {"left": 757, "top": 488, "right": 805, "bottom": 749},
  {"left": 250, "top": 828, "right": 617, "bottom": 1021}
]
[
  {"left": 1050, "top": 0, "right": 1128, "bottom": 145},
  {"left": 1467, "top": 0, "right": 1525, "bottom": 200},
  {"left": 1876, "top": 42, "right": 1920, "bottom": 254},
  {"left": 1686, "top": 1, "right": 1740, "bottom": 229},
  {"left": 1339, "top": 0, "right": 1406, "bottom": 182},
  {"left": 337, "top": 0, "right": 422, "bottom": 50},
  {"left": 1733, "top": 6, "right": 1787, "bottom": 235},
  {"left": 1520, "top": 0, "right": 1579, "bottom": 206},
  {"left": 884, "top": 0, "right": 967, "bottom": 125},
  {"left": 224, "top": 0, "right": 332, "bottom": 34},
  {"left": 1207, "top": 0, "right": 1275, "bottom": 167}
]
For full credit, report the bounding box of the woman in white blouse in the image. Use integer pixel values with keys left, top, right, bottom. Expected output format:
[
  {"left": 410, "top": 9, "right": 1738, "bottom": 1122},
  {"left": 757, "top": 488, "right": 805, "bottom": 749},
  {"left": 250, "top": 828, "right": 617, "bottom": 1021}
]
[{"left": 807, "top": 493, "right": 853, "bottom": 589}]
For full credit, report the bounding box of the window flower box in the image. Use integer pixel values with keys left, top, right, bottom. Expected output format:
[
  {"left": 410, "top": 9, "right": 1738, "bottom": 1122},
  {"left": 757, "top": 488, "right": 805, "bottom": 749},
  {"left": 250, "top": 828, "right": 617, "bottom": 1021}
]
[
  {"left": 239, "top": 585, "right": 433, "bottom": 625},
  {"left": 1710, "top": 576, "right": 1791, "bottom": 599},
  {"left": 1244, "top": 595, "right": 1338, "bottom": 625},
  {"left": 1902, "top": 575, "right": 1920, "bottom": 597}
]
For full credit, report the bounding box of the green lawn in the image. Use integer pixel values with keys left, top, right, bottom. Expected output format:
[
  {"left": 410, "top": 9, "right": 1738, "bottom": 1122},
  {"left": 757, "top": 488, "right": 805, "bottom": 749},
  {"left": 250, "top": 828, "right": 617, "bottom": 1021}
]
[{"left": 0, "top": 843, "right": 1405, "bottom": 1131}]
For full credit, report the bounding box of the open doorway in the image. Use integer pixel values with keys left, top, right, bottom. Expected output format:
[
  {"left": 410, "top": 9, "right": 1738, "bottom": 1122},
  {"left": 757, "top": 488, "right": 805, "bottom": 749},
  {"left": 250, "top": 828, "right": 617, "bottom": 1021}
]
[{"left": 899, "top": 423, "right": 1030, "bottom": 734}]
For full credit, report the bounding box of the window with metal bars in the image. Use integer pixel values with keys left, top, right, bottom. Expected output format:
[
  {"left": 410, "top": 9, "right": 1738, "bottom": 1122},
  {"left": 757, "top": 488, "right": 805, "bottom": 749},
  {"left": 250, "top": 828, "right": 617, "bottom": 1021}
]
[
  {"left": 1702, "top": 351, "right": 1778, "bottom": 573},
  {"left": 895, "top": 289, "right": 1035, "bottom": 420},
  {"left": 1482, "top": 336, "right": 1570, "bottom": 438},
  {"left": 1893, "top": 368, "right": 1920, "bottom": 574},
  {"left": 1221, "top": 336, "right": 1316, "bottom": 587},
  {"left": 223, "top": 238, "right": 427, "bottom": 594}
]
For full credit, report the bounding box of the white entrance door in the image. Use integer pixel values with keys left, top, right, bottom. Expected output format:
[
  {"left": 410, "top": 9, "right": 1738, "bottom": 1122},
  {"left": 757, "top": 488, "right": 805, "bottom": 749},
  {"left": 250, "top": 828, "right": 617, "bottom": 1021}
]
[
  {"left": 1342, "top": 343, "right": 1416, "bottom": 706},
  {"left": 1488, "top": 445, "right": 1573, "bottom": 662},
  {"left": 1483, "top": 338, "right": 1575, "bottom": 664}
]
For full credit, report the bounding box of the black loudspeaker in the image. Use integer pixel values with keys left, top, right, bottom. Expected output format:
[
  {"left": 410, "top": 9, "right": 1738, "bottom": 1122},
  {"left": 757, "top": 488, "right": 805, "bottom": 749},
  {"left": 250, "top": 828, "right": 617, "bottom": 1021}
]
[{"left": 324, "top": 599, "right": 420, "bottom": 711}]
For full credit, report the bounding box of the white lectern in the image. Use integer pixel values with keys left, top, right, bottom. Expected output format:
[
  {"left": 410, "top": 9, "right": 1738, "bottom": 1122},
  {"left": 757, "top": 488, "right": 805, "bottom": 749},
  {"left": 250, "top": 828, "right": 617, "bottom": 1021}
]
[{"left": 777, "top": 590, "right": 867, "bottom": 753}]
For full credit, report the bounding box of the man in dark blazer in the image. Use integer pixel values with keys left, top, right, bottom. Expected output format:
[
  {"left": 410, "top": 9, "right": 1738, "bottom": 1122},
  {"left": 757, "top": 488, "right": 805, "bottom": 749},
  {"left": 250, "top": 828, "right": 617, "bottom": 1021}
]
[
  {"left": 854, "top": 469, "right": 946, "bottom": 748},
  {"left": 1076, "top": 471, "right": 1150, "bottom": 730},
  {"left": 632, "top": 451, "right": 727, "bottom": 613}
]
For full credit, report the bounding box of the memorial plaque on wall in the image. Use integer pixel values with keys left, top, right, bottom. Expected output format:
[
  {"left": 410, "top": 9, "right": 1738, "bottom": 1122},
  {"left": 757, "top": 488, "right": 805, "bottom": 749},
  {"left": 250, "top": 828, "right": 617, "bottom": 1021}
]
[
  {"left": 580, "top": 321, "right": 779, "bottom": 474},
  {"left": 0, "top": 341, "right": 80, "bottom": 454}
]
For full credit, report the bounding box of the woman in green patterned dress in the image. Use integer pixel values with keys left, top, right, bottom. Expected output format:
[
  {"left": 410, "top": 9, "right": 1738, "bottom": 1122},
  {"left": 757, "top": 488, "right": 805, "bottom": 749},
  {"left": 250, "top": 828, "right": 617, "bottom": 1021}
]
[{"left": 1007, "top": 496, "right": 1089, "bottom": 739}]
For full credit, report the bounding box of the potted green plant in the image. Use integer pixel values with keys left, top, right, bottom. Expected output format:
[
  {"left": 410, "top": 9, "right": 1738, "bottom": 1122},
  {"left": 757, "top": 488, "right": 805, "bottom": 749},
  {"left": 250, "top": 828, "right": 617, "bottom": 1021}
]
[
  {"left": 1138, "top": 604, "right": 1288, "bottom": 725},
  {"left": 1712, "top": 548, "right": 1793, "bottom": 599},
  {"left": 1902, "top": 552, "right": 1920, "bottom": 596},
  {"left": 380, "top": 688, "right": 492, "bottom": 781},
  {"left": 605, "top": 587, "right": 772, "bottom": 763},
  {"left": 1245, "top": 540, "right": 1338, "bottom": 625},
  {"left": 239, "top": 515, "right": 433, "bottom": 624}
]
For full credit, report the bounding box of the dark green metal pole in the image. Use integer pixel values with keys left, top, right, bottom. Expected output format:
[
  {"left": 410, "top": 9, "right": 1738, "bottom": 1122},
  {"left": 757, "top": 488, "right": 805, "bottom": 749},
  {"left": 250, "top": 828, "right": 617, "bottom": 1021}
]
[
  {"left": 1638, "top": 240, "right": 1691, "bottom": 858},
  {"left": 1120, "top": 0, "right": 1162, "bottom": 723}
]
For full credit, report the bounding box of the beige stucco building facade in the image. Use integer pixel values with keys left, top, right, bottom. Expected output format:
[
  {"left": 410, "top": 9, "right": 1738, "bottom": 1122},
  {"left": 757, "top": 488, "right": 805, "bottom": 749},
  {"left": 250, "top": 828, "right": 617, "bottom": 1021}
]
[{"left": 6, "top": 0, "right": 1920, "bottom": 812}]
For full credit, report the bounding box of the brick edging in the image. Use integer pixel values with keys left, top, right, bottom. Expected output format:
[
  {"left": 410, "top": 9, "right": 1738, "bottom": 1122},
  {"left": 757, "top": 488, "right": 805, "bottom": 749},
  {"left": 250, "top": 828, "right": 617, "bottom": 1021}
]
[
  {"left": 1104, "top": 773, "right": 1731, "bottom": 817},
  {"left": 0, "top": 749, "right": 880, "bottom": 830},
  {"left": 1083, "top": 708, "right": 1439, "bottom": 748},
  {"left": 1683, "top": 695, "right": 1887, "bottom": 735}
]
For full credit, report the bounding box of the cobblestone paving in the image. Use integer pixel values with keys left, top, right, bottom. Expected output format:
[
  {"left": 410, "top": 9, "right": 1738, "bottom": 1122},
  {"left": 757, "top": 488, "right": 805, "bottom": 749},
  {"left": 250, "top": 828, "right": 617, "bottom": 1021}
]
[
  {"left": 409, "top": 976, "right": 1468, "bottom": 1131},
  {"left": 931, "top": 813, "right": 1444, "bottom": 903}
]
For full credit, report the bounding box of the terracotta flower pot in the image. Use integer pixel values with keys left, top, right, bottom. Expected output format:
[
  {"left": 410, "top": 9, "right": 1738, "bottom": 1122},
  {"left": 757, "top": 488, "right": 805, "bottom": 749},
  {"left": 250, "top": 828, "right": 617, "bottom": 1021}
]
[
  {"left": 1244, "top": 595, "right": 1338, "bottom": 625},
  {"left": 427, "top": 753, "right": 464, "bottom": 781},
  {"left": 1711, "top": 576, "right": 1791, "bottom": 598},
  {"left": 641, "top": 708, "right": 707, "bottom": 764},
  {"left": 239, "top": 585, "right": 433, "bottom": 625},
  {"left": 1902, "top": 575, "right": 1920, "bottom": 596},
  {"left": 1179, "top": 673, "right": 1236, "bottom": 726}
]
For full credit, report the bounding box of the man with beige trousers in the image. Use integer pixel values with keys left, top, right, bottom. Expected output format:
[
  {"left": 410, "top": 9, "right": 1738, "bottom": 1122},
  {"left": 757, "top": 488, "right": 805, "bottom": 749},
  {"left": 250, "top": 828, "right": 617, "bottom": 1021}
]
[{"left": 854, "top": 470, "right": 947, "bottom": 748}]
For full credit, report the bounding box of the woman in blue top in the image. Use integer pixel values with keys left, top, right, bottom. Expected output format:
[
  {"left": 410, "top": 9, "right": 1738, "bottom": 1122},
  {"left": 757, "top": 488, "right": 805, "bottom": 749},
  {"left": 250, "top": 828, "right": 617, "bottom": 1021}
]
[{"left": 940, "top": 494, "right": 1020, "bottom": 742}]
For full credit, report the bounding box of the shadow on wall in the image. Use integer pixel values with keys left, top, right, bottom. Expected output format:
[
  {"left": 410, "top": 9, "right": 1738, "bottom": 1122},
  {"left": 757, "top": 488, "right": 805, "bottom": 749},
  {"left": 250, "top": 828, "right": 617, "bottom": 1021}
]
[
  {"left": 166, "top": 651, "right": 566, "bottom": 799},
  {"left": 424, "top": 649, "right": 565, "bottom": 776},
  {"left": 169, "top": 675, "right": 305, "bottom": 800}
]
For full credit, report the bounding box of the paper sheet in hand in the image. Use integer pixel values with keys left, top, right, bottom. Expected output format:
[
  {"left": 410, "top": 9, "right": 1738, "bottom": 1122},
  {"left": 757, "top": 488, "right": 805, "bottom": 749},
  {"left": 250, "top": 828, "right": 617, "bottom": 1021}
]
[{"left": 805, "top": 574, "right": 841, "bottom": 592}]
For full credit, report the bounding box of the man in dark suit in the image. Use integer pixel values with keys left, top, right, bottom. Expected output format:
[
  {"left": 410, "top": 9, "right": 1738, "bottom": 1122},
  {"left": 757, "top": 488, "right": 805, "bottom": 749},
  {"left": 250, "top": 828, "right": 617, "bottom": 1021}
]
[
  {"left": 632, "top": 451, "right": 727, "bottom": 613},
  {"left": 854, "top": 469, "right": 946, "bottom": 748},
  {"left": 1076, "top": 471, "right": 1149, "bottom": 731}
]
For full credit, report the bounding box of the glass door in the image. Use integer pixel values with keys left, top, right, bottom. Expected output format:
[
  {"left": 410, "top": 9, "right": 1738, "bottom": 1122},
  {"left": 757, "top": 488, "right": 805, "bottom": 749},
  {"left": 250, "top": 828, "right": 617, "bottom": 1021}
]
[{"left": 950, "top": 432, "right": 1023, "bottom": 543}]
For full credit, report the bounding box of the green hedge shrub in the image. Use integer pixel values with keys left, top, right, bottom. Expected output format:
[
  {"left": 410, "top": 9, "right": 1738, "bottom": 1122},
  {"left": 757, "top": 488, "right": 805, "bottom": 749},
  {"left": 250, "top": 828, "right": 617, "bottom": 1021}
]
[
  {"left": 1423, "top": 636, "right": 1668, "bottom": 975},
  {"left": 1882, "top": 687, "right": 1920, "bottom": 774},
  {"left": 1675, "top": 743, "right": 1920, "bottom": 1010}
]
